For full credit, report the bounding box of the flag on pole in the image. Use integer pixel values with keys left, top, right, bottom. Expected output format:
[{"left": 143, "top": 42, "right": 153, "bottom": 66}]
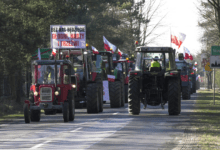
[
  {"left": 183, "top": 47, "right": 193, "bottom": 60},
  {"left": 103, "top": 36, "right": 117, "bottom": 53},
  {"left": 171, "top": 32, "right": 186, "bottom": 49},
  {"left": 38, "top": 48, "right": 41, "bottom": 60},
  {"left": 118, "top": 49, "right": 123, "bottom": 57},
  {"left": 91, "top": 46, "right": 99, "bottom": 54}
]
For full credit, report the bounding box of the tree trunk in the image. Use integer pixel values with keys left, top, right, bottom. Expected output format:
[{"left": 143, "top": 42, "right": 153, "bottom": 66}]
[{"left": 16, "top": 70, "right": 22, "bottom": 103}]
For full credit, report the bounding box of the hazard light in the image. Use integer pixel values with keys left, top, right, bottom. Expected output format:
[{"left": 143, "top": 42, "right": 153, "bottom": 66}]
[{"left": 170, "top": 73, "right": 177, "bottom": 75}]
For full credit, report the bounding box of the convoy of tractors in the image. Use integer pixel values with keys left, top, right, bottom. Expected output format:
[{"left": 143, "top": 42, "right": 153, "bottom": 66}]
[{"left": 23, "top": 24, "right": 199, "bottom": 123}]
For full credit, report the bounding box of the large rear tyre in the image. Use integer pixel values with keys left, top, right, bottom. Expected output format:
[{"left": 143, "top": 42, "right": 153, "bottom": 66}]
[
  {"left": 63, "top": 102, "right": 69, "bottom": 122},
  {"left": 68, "top": 90, "right": 75, "bottom": 121},
  {"left": 182, "top": 86, "right": 190, "bottom": 100},
  {"left": 95, "top": 73, "right": 103, "bottom": 111},
  {"left": 86, "top": 83, "right": 100, "bottom": 113},
  {"left": 128, "top": 75, "right": 140, "bottom": 115},
  {"left": 31, "top": 110, "right": 41, "bottom": 122},
  {"left": 124, "top": 84, "right": 128, "bottom": 103},
  {"left": 120, "top": 77, "right": 125, "bottom": 107},
  {"left": 168, "top": 79, "right": 180, "bottom": 115},
  {"left": 98, "top": 85, "right": 103, "bottom": 112},
  {"left": 24, "top": 103, "right": 30, "bottom": 123},
  {"left": 109, "top": 81, "right": 121, "bottom": 108}
]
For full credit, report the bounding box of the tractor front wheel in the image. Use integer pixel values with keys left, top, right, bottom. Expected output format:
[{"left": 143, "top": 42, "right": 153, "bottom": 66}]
[
  {"left": 24, "top": 103, "right": 30, "bottom": 123},
  {"left": 63, "top": 102, "right": 69, "bottom": 122}
]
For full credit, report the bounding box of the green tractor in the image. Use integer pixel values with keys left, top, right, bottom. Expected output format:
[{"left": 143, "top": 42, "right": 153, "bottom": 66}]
[
  {"left": 128, "top": 47, "right": 181, "bottom": 115},
  {"left": 94, "top": 51, "right": 124, "bottom": 108}
]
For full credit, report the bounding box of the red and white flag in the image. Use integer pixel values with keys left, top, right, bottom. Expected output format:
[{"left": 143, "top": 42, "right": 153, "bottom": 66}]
[
  {"left": 92, "top": 46, "right": 99, "bottom": 54},
  {"left": 38, "top": 48, "right": 41, "bottom": 60},
  {"left": 171, "top": 32, "right": 186, "bottom": 49},
  {"left": 52, "top": 49, "right": 56, "bottom": 56},
  {"left": 118, "top": 49, "right": 123, "bottom": 57},
  {"left": 103, "top": 36, "right": 117, "bottom": 53},
  {"left": 183, "top": 47, "right": 193, "bottom": 60}
]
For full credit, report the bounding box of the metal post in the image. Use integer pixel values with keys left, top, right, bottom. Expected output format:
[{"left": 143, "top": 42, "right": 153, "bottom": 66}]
[{"left": 213, "top": 68, "right": 215, "bottom": 105}]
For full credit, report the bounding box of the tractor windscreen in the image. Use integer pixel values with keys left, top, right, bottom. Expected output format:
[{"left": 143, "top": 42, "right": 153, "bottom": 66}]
[
  {"left": 72, "top": 55, "right": 83, "bottom": 80},
  {"left": 37, "top": 65, "right": 61, "bottom": 84}
]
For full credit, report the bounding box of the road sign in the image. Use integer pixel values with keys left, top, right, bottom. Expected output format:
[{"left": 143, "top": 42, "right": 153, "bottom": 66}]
[
  {"left": 210, "top": 55, "right": 220, "bottom": 68},
  {"left": 205, "top": 62, "right": 212, "bottom": 71},
  {"left": 211, "top": 46, "right": 220, "bottom": 55}
]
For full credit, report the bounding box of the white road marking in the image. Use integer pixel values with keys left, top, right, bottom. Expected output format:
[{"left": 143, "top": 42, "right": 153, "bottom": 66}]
[
  {"left": 30, "top": 140, "right": 51, "bottom": 149},
  {"left": 113, "top": 112, "right": 119, "bottom": 115},
  {"left": 70, "top": 127, "right": 82, "bottom": 133}
]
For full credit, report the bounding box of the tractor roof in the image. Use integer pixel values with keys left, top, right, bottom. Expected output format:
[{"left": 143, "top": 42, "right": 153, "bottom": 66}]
[
  {"left": 135, "top": 46, "right": 174, "bottom": 53},
  {"left": 32, "top": 60, "right": 72, "bottom": 66},
  {"left": 98, "top": 51, "right": 112, "bottom": 56}
]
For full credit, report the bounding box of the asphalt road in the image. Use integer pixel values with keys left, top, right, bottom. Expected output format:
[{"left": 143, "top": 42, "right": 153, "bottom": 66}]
[{"left": 0, "top": 93, "right": 197, "bottom": 150}]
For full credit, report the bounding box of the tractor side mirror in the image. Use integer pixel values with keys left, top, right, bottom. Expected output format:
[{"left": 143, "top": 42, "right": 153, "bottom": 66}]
[{"left": 65, "top": 69, "right": 70, "bottom": 75}]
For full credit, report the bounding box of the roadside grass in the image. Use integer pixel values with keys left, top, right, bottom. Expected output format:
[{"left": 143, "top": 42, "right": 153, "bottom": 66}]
[
  {"left": 0, "top": 97, "right": 25, "bottom": 121},
  {"left": 192, "top": 89, "right": 220, "bottom": 150}
]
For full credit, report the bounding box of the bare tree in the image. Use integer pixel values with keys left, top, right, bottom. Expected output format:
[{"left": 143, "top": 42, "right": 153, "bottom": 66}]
[{"left": 140, "top": 0, "right": 167, "bottom": 46}]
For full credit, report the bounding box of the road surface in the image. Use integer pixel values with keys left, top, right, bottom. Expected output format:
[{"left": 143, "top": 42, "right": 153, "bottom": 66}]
[{"left": 0, "top": 94, "right": 198, "bottom": 150}]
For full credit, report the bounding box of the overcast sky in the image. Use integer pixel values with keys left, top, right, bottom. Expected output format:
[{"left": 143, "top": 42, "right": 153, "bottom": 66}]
[{"left": 146, "top": 0, "right": 202, "bottom": 55}]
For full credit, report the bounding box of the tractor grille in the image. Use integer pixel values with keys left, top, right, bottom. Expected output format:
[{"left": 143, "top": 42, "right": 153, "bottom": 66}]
[{"left": 40, "top": 87, "right": 52, "bottom": 101}]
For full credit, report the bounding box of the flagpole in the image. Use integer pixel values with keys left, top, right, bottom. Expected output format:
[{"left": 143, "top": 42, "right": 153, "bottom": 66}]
[{"left": 170, "top": 27, "right": 172, "bottom": 47}]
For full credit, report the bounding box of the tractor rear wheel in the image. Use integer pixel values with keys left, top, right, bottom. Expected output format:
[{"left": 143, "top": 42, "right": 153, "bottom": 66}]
[
  {"left": 168, "top": 79, "right": 180, "bottom": 115},
  {"left": 109, "top": 81, "right": 121, "bottom": 108},
  {"left": 95, "top": 73, "right": 103, "bottom": 112},
  {"left": 31, "top": 110, "right": 41, "bottom": 122},
  {"left": 128, "top": 75, "right": 140, "bottom": 115},
  {"left": 182, "top": 86, "right": 190, "bottom": 100},
  {"left": 124, "top": 84, "right": 128, "bottom": 103},
  {"left": 98, "top": 85, "right": 103, "bottom": 112},
  {"left": 63, "top": 102, "right": 69, "bottom": 122},
  {"left": 86, "top": 83, "right": 100, "bottom": 113},
  {"left": 24, "top": 103, "right": 30, "bottom": 123},
  {"left": 120, "top": 77, "right": 125, "bottom": 107}
]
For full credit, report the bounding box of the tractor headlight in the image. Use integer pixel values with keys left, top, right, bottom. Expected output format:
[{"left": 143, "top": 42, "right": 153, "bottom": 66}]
[
  {"left": 72, "top": 84, "right": 76, "bottom": 88},
  {"left": 34, "top": 91, "right": 38, "bottom": 96},
  {"left": 55, "top": 91, "right": 59, "bottom": 96}
]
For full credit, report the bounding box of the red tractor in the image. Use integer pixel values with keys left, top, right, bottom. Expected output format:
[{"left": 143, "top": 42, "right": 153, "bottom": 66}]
[{"left": 24, "top": 59, "right": 75, "bottom": 123}]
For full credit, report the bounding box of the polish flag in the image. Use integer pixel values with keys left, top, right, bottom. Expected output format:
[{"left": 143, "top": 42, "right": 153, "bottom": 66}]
[
  {"left": 92, "top": 46, "right": 99, "bottom": 54},
  {"left": 38, "top": 48, "right": 41, "bottom": 60},
  {"left": 103, "top": 36, "right": 117, "bottom": 53},
  {"left": 52, "top": 49, "right": 56, "bottom": 56},
  {"left": 118, "top": 49, "right": 123, "bottom": 57},
  {"left": 183, "top": 47, "right": 193, "bottom": 60},
  {"left": 171, "top": 32, "right": 186, "bottom": 49}
]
